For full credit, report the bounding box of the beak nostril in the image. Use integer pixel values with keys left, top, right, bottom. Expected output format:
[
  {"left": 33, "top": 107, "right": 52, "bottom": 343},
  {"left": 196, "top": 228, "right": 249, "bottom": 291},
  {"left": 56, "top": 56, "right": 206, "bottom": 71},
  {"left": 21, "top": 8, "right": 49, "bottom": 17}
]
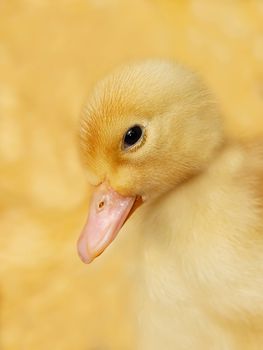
[{"left": 98, "top": 201, "right": 105, "bottom": 209}]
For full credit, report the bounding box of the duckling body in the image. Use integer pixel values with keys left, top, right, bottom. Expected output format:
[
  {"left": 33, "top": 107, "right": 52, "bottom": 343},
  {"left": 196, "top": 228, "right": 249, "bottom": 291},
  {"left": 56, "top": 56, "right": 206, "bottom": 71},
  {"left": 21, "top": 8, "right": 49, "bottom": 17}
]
[
  {"left": 78, "top": 60, "right": 263, "bottom": 349},
  {"left": 138, "top": 143, "right": 263, "bottom": 349}
]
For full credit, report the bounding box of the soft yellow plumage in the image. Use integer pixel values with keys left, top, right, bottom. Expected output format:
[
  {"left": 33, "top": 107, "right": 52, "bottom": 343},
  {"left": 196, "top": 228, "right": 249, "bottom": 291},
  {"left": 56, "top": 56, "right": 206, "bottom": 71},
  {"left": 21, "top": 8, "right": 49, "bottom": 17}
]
[{"left": 79, "top": 60, "right": 263, "bottom": 349}]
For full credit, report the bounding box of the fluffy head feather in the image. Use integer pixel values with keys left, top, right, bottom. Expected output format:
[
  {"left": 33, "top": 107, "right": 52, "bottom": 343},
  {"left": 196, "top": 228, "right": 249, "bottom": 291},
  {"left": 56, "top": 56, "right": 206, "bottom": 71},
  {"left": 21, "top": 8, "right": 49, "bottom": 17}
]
[{"left": 80, "top": 60, "right": 224, "bottom": 201}]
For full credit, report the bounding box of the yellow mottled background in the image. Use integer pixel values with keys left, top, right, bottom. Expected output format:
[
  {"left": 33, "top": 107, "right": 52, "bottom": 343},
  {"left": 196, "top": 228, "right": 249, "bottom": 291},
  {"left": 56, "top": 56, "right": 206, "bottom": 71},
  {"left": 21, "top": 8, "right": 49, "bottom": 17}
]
[{"left": 0, "top": 1, "right": 262, "bottom": 349}]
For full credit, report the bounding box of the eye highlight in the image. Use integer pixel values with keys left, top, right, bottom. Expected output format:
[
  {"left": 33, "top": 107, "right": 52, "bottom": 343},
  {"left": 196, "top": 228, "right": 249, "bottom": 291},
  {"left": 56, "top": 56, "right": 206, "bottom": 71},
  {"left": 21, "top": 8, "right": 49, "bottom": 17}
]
[{"left": 122, "top": 125, "right": 144, "bottom": 150}]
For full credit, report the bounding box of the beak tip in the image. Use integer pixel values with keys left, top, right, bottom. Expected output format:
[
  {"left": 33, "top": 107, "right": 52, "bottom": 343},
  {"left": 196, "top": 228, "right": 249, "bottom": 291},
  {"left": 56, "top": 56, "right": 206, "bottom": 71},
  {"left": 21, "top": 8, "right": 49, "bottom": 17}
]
[
  {"left": 78, "top": 253, "right": 94, "bottom": 264},
  {"left": 77, "top": 239, "right": 93, "bottom": 264}
]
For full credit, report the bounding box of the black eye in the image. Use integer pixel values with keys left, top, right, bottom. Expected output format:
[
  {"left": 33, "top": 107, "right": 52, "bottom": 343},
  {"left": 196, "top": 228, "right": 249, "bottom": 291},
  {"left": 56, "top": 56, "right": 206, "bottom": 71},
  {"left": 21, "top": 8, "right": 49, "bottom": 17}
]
[{"left": 123, "top": 125, "right": 143, "bottom": 150}]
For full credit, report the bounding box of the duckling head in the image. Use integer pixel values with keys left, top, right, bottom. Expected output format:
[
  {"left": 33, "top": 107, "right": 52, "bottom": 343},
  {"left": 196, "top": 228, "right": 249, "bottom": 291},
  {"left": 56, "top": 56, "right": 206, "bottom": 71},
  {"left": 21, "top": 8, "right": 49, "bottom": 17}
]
[{"left": 77, "top": 60, "right": 224, "bottom": 263}]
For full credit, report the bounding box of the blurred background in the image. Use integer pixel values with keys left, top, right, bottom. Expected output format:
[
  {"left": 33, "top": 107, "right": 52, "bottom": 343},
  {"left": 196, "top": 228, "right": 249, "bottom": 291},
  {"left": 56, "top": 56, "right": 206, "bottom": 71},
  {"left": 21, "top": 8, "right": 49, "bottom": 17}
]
[{"left": 0, "top": 0, "right": 262, "bottom": 349}]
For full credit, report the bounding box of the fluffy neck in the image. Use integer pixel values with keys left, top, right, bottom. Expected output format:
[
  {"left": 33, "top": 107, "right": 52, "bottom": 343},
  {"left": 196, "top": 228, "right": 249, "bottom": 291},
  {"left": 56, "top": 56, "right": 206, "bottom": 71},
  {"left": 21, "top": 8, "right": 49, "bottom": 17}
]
[{"left": 139, "top": 139, "right": 230, "bottom": 255}]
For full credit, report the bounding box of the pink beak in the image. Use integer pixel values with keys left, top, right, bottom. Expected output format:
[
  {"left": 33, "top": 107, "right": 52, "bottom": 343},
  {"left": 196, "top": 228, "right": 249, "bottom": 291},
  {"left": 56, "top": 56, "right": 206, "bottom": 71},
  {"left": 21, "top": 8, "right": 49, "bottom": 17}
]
[{"left": 77, "top": 182, "right": 136, "bottom": 263}]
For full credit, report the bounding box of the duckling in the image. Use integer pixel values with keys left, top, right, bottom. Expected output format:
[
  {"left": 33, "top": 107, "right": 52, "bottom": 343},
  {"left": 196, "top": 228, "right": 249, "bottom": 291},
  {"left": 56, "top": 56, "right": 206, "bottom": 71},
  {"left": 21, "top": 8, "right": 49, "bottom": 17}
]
[{"left": 77, "top": 60, "right": 263, "bottom": 350}]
